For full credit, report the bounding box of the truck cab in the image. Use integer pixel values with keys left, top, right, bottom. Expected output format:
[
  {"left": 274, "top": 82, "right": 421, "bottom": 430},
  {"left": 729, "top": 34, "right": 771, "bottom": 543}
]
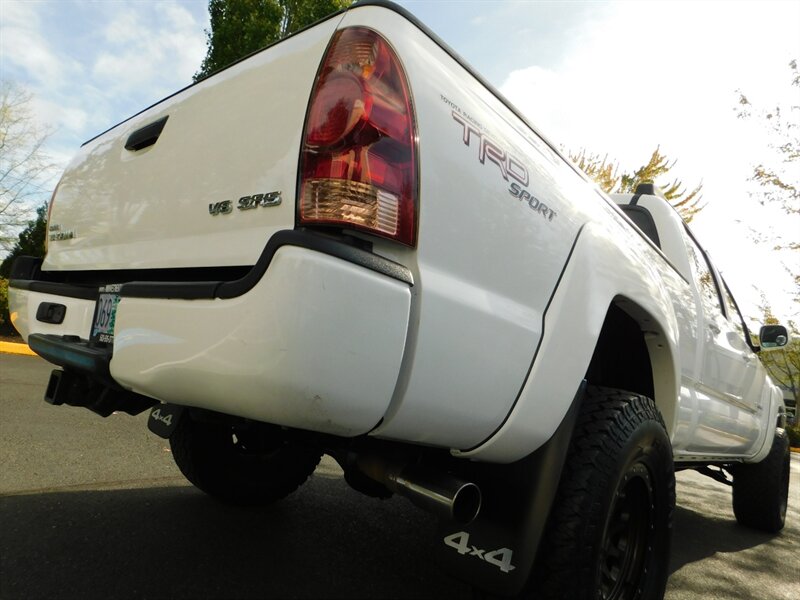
[{"left": 612, "top": 184, "right": 785, "bottom": 461}]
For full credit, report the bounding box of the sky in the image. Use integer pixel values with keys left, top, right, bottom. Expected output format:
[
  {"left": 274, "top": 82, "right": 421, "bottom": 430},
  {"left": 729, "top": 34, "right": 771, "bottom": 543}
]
[{"left": 1, "top": 0, "right": 798, "bottom": 323}]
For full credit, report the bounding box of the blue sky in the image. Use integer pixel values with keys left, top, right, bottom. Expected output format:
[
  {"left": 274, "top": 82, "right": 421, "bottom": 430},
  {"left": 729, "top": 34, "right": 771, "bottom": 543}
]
[{"left": 1, "top": 0, "right": 798, "bottom": 321}]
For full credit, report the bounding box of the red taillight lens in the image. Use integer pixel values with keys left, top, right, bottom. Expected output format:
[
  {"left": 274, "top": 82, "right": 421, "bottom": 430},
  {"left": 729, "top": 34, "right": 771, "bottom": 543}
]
[{"left": 299, "top": 27, "right": 417, "bottom": 246}]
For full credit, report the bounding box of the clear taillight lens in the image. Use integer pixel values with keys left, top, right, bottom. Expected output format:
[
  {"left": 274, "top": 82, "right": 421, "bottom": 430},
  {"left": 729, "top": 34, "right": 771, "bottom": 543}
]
[{"left": 298, "top": 27, "right": 417, "bottom": 246}]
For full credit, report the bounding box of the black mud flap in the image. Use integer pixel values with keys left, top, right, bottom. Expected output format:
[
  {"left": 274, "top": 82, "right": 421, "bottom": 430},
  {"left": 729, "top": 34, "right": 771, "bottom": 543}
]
[
  {"left": 435, "top": 381, "right": 585, "bottom": 597},
  {"left": 147, "top": 404, "right": 185, "bottom": 439}
]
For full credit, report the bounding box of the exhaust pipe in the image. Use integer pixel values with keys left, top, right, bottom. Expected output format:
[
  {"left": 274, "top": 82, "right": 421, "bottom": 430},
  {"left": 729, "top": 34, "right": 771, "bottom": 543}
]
[{"left": 357, "top": 456, "right": 482, "bottom": 524}]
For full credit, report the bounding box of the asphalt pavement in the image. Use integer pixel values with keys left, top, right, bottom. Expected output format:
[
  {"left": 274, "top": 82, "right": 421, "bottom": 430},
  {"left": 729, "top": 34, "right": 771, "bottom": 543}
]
[{"left": 1, "top": 353, "right": 798, "bottom": 599}]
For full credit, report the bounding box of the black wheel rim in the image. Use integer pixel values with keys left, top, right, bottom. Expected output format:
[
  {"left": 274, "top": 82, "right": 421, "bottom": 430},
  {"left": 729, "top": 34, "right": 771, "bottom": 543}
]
[
  {"left": 229, "top": 426, "right": 283, "bottom": 458},
  {"left": 599, "top": 463, "right": 655, "bottom": 600}
]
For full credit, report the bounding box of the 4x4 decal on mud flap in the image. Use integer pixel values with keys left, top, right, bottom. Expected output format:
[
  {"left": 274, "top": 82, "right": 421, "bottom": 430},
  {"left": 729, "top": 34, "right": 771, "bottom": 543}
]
[
  {"left": 443, "top": 531, "right": 516, "bottom": 573},
  {"left": 147, "top": 404, "right": 184, "bottom": 439}
]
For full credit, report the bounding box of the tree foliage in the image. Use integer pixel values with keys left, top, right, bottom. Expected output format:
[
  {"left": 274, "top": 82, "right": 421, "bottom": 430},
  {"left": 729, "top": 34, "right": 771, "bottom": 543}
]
[
  {"left": 569, "top": 146, "right": 704, "bottom": 222},
  {"left": 0, "top": 278, "right": 8, "bottom": 332},
  {"left": 0, "top": 203, "right": 47, "bottom": 335},
  {"left": 758, "top": 304, "right": 799, "bottom": 412},
  {"left": 736, "top": 60, "right": 799, "bottom": 221},
  {"left": 569, "top": 151, "right": 620, "bottom": 195},
  {"left": 0, "top": 82, "right": 54, "bottom": 253},
  {"left": 736, "top": 60, "right": 799, "bottom": 317},
  {"left": 194, "top": 0, "right": 351, "bottom": 81},
  {"left": 0, "top": 203, "right": 47, "bottom": 278}
]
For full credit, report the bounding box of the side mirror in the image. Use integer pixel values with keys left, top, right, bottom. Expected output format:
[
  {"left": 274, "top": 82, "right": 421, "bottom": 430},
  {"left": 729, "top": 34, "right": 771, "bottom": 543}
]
[{"left": 759, "top": 324, "right": 789, "bottom": 350}]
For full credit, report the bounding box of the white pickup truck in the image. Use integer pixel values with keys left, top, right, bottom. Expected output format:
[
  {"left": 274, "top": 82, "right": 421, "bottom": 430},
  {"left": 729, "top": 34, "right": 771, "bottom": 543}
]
[{"left": 7, "top": 1, "right": 791, "bottom": 598}]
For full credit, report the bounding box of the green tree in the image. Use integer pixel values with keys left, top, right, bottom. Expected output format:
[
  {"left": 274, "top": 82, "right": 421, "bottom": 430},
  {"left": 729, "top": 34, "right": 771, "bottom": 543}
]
[
  {"left": 0, "top": 202, "right": 47, "bottom": 278},
  {"left": 570, "top": 146, "right": 704, "bottom": 222},
  {"left": 0, "top": 203, "right": 46, "bottom": 334},
  {"left": 569, "top": 150, "right": 620, "bottom": 195},
  {"left": 194, "top": 0, "right": 351, "bottom": 81},
  {"left": 759, "top": 304, "right": 799, "bottom": 412},
  {"left": 1, "top": 81, "right": 54, "bottom": 253},
  {"left": 777, "top": 338, "right": 800, "bottom": 407},
  {"left": 0, "top": 278, "right": 9, "bottom": 333},
  {"left": 766, "top": 334, "right": 800, "bottom": 446}
]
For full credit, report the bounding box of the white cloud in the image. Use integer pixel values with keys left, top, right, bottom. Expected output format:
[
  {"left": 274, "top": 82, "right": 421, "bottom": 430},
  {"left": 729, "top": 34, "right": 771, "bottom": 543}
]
[
  {"left": 500, "top": 0, "right": 800, "bottom": 320},
  {"left": 162, "top": 2, "right": 200, "bottom": 32},
  {"left": 0, "top": 1, "right": 209, "bottom": 182},
  {"left": 0, "top": 0, "right": 40, "bottom": 26},
  {"left": 158, "top": 3, "right": 208, "bottom": 80},
  {"left": 102, "top": 9, "right": 143, "bottom": 45},
  {"left": 502, "top": 2, "right": 796, "bottom": 175},
  {"left": 31, "top": 96, "right": 89, "bottom": 138},
  {"left": 0, "top": 1, "right": 91, "bottom": 173},
  {"left": 91, "top": 2, "right": 206, "bottom": 99},
  {"left": 0, "top": 1, "right": 82, "bottom": 88}
]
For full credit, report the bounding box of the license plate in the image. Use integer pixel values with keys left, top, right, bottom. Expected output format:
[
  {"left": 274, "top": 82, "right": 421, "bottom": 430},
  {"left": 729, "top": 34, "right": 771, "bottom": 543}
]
[{"left": 91, "top": 284, "right": 122, "bottom": 344}]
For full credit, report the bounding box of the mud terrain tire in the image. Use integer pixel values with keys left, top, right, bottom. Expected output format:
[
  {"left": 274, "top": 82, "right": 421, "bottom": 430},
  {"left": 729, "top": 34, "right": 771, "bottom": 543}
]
[
  {"left": 732, "top": 429, "right": 790, "bottom": 533},
  {"left": 531, "top": 386, "right": 675, "bottom": 600}
]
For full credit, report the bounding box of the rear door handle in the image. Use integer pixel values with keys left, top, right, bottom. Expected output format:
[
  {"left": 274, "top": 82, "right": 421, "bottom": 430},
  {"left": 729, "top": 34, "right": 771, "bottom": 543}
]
[{"left": 125, "top": 116, "right": 169, "bottom": 151}]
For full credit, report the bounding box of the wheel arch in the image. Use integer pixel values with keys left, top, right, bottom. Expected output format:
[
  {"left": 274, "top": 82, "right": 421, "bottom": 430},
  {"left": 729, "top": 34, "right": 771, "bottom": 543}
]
[{"left": 586, "top": 297, "right": 679, "bottom": 439}]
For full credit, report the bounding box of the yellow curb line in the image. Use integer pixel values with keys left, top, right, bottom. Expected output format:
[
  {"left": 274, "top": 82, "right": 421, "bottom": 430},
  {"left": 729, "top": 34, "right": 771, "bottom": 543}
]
[
  {"left": 0, "top": 341, "right": 36, "bottom": 356},
  {"left": 791, "top": 447, "right": 800, "bottom": 454}
]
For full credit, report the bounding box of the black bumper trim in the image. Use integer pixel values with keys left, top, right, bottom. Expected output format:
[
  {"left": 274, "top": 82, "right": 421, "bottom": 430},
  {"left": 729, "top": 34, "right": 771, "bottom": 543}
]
[
  {"left": 122, "top": 230, "right": 414, "bottom": 300},
  {"left": 9, "top": 279, "right": 99, "bottom": 300},
  {"left": 9, "top": 230, "right": 414, "bottom": 302}
]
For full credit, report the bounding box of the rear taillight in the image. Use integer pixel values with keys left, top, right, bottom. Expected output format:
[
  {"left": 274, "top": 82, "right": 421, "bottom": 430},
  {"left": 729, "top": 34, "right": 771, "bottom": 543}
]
[{"left": 298, "top": 27, "right": 417, "bottom": 246}]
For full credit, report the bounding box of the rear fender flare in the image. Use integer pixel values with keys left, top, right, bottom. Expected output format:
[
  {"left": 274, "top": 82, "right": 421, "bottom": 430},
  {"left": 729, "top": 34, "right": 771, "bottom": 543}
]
[{"left": 457, "top": 222, "right": 682, "bottom": 463}]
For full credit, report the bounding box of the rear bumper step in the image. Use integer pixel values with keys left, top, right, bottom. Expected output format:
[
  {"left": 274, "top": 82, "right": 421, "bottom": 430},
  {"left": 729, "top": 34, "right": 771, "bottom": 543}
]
[
  {"left": 30, "top": 333, "right": 156, "bottom": 418},
  {"left": 29, "top": 334, "right": 113, "bottom": 382}
]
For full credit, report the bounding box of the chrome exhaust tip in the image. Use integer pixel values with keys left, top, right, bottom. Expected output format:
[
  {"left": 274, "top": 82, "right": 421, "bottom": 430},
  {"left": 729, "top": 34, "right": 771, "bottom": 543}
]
[{"left": 357, "top": 457, "right": 482, "bottom": 524}]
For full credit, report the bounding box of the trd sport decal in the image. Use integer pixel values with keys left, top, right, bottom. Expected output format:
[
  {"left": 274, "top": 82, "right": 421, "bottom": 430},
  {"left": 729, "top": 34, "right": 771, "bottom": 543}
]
[
  {"left": 443, "top": 96, "right": 557, "bottom": 222},
  {"left": 451, "top": 111, "right": 529, "bottom": 187}
]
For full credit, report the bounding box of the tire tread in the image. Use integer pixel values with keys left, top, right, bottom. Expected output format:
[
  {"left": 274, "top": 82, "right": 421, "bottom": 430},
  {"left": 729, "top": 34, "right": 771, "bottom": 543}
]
[
  {"left": 732, "top": 429, "right": 789, "bottom": 533},
  {"left": 531, "top": 386, "right": 674, "bottom": 600}
]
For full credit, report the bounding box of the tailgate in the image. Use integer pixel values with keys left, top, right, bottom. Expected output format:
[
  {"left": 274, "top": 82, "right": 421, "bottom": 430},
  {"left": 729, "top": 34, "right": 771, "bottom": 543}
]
[{"left": 44, "top": 14, "right": 343, "bottom": 272}]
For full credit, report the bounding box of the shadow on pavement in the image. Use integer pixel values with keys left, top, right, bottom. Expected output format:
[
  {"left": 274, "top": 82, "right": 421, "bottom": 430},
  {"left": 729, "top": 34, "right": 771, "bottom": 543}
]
[
  {"left": 670, "top": 504, "right": 779, "bottom": 574},
  {"left": 667, "top": 466, "right": 798, "bottom": 600},
  {"left": 0, "top": 476, "right": 469, "bottom": 600},
  {"left": 3, "top": 470, "right": 794, "bottom": 599}
]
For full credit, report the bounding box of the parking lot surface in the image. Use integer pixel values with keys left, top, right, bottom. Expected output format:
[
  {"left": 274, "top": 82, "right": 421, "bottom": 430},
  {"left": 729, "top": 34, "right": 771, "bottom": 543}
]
[{"left": 1, "top": 353, "right": 798, "bottom": 599}]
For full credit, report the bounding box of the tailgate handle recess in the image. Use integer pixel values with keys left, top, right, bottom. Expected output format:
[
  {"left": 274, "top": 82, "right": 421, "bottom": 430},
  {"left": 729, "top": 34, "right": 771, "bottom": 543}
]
[{"left": 124, "top": 116, "right": 169, "bottom": 151}]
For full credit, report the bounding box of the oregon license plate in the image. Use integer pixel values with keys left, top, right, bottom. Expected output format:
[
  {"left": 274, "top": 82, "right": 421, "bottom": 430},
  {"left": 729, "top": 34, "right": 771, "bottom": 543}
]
[{"left": 91, "top": 284, "right": 122, "bottom": 344}]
